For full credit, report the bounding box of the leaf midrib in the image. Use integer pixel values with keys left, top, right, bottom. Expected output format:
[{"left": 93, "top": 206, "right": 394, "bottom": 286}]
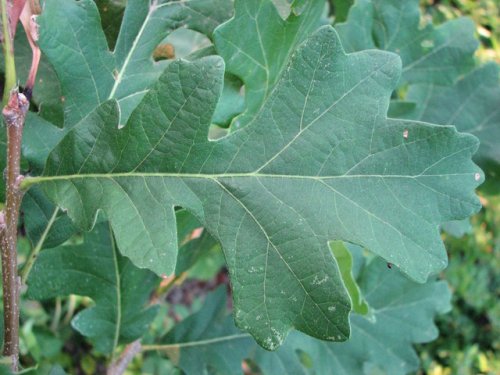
[
  {"left": 22, "top": 172, "right": 472, "bottom": 190},
  {"left": 26, "top": 170, "right": 472, "bottom": 277}
]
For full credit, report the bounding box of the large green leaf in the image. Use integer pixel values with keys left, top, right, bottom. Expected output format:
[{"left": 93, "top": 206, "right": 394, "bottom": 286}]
[
  {"left": 152, "top": 255, "right": 451, "bottom": 375},
  {"left": 335, "top": 0, "right": 478, "bottom": 86},
  {"left": 22, "top": 27, "right": 481, "bottom": 349},
  {"left": 214, "top": 0, "right": 324, "bottom": 127},
  {"left": 26, "top": 222, "right": 159, "bottom": 354},
  {"left": 38, "top": 0, "right": 233, "bottom": 127},
  {"left": 403, "top": 63, "right": 500, "bottom": 175}
]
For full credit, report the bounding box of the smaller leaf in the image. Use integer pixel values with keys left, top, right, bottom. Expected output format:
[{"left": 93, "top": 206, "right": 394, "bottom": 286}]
[
  {"left": 22, "top": 186, "right": 77, "bottom": 249},
  {"left": 330, "top": 241, "right": 368, "bottom": 315},
  {"left": 336, "top": 0, "right": 478, "bottom": 86},
  {"left": 176, "top": 210, "right": 203, "bottom": 241},
  {"left": 160, "top": 287, "right": 253, "bottom": 375},
  {"left": 95, "top": 0, "right": 126, "bottom": 50},
  {"left": 214, "top": 0, "right": 324, "bottom": 127},
  {"left": 176, "top": 230, "right": 219, "bottom": 276},
  {"left": 388, "top": 101, "right": 417, "bottom": 118},
  {"left": 26, "top": 222, "right": 159, "bottom": 354}
]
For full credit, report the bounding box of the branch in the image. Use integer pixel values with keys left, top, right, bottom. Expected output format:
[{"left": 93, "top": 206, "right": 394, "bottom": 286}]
[
  {"left": 1, "top": 89, "right": 29, "bottom": 372},
  {"left": 0, "top": 1, "right": 42, "bottom": 369},
  {"left": 1, "top": 1, "right": 24, "bottom": 369}
]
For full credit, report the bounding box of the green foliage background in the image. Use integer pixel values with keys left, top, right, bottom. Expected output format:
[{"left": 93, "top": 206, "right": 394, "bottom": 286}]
[
  {"left": 416, "top": 3, "right": 499, "bottom": 375},
  {"left": 417, "top": 196, "right": 500, "bottom": 375}
]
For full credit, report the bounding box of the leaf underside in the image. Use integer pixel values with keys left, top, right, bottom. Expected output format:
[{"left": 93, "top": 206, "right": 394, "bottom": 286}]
[{"left": 25, "top": 25, "right": 482, "bottom": 350}]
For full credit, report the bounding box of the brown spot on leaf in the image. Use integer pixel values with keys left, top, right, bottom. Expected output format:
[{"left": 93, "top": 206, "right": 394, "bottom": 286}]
[{"left": 153, "top": 43, "right": 175, "bottom": 61}]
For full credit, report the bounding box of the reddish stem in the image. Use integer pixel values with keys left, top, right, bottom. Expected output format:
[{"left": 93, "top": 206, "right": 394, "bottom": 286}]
[{"left": 1, "top": 89, "right": 28, "bottom": 371}]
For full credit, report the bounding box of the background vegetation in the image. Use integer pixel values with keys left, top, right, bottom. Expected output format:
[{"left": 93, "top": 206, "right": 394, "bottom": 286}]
[{"left": 416, "top": 2, "right": 499, "bottom": 374}]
